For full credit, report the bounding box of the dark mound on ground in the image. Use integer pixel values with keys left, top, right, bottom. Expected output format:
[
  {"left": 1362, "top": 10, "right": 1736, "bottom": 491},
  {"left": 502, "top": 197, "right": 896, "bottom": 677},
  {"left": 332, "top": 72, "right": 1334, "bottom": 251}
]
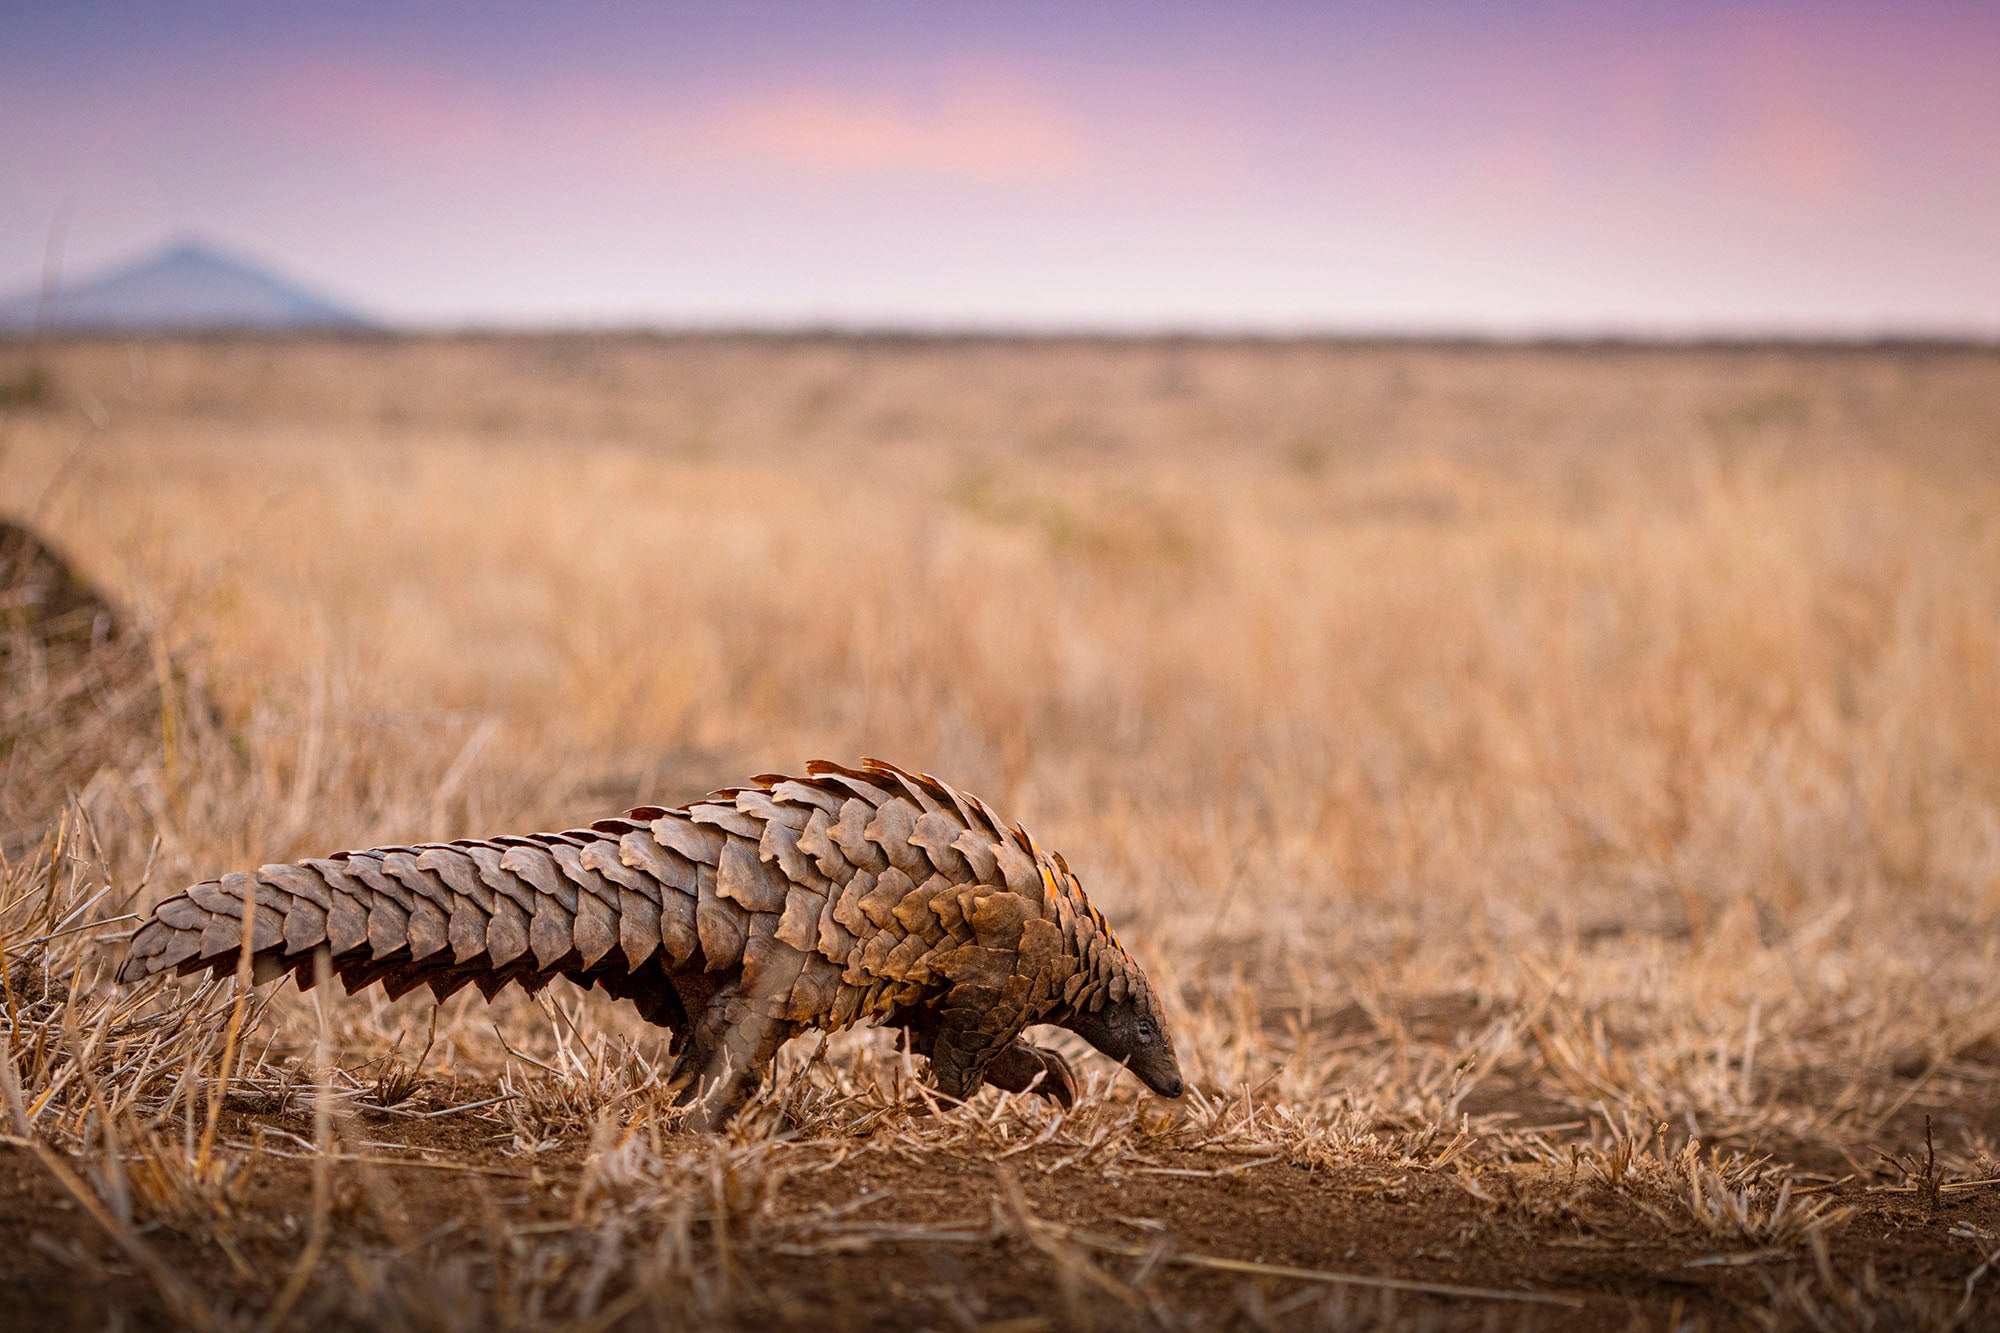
[
  {"left": 0, "top": 517, "right": 127, "bottom": 654},
  {"left": 0, "top": 518, "right": 221, "bottom": 847}
]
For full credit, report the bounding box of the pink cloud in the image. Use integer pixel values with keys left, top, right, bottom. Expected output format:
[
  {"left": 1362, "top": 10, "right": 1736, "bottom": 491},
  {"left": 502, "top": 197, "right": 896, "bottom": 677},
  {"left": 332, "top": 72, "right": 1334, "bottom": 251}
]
[
  {"left": 716, "top": 81, "right": 1087, "bottom": 182},
  {"left": 1705, "top": 17, "right": 1878, "bottom": 208},
  {"left": 1730, "top": 94, "right": 1860, "bottom": 205},
  {"left": 1715, "top": 57, "right": 1864, "bottom": 206},
  {"left": 156, "top": 59, "right": 1093, "bottom": 193}
]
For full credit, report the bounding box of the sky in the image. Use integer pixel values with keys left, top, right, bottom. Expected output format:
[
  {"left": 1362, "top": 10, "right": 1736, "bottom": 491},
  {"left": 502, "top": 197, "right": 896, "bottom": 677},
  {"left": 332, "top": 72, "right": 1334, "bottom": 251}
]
[{"left": 3, "top": 1, "right": 1997, "bottom": 334}]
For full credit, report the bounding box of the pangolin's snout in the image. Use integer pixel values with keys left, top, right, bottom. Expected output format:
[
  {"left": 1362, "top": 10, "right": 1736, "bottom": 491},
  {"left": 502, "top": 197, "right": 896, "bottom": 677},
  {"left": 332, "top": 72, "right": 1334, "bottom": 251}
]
[{"left": 1138, "top": 1055, "right": 1185, "bottom": 1099}]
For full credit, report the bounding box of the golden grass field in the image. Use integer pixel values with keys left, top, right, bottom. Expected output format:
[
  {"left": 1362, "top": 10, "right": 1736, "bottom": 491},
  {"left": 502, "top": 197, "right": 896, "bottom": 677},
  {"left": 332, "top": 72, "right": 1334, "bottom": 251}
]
[{"left": 3, "top": 333, "right": 2000, "bottom": 1328}]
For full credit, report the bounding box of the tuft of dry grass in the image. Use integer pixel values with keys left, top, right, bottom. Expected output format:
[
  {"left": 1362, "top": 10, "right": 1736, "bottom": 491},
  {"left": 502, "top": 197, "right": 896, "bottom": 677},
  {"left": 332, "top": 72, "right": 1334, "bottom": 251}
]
[{"left": 2, "top": 334, "right": 1999, "bottom": 1328}]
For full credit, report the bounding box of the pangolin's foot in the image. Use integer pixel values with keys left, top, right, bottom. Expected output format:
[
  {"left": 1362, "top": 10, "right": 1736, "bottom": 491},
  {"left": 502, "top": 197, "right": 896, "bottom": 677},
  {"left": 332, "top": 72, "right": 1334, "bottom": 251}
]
[{"left": 980, "top": 1039, "right": 1079, "bottom": 1109}]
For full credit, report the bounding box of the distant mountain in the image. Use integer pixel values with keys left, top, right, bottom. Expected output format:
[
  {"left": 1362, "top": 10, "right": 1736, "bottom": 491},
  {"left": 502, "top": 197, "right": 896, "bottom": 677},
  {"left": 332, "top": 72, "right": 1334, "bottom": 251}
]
[{"left": 0, "top": 239, "right": 373, "bottom": 332}]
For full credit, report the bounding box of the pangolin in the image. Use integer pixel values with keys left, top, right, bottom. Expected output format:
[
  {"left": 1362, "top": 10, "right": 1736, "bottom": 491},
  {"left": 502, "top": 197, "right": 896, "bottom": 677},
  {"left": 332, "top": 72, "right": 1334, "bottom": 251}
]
[{"left": 118, "top": 759, "right": 1183, "bottom": 1128}]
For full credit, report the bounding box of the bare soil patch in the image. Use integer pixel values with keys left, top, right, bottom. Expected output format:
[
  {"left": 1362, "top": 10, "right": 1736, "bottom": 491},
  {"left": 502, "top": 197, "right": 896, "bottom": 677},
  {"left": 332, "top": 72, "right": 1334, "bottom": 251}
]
[{"left": 8, "top": 1096, "right": 2000, "bottom": 1330}]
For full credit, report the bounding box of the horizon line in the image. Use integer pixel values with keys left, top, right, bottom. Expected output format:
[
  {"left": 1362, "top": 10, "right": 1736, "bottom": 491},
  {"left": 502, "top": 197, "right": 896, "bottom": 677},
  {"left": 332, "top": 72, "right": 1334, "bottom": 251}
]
[{"left": 7, "top": 322, "right": 1999, "bottom": 352}]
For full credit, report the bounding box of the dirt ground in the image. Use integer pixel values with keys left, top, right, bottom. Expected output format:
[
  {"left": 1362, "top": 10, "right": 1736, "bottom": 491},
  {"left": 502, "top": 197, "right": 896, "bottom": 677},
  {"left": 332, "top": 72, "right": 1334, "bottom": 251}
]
[{"left": 6, "top": 1067, "right": 2000, "bottom": 1330}]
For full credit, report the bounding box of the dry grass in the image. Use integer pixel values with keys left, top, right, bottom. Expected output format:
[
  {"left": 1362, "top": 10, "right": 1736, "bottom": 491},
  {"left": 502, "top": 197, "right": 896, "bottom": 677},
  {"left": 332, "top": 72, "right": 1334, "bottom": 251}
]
[{"left": 2, "top": 333, "right": 1998, "bottom": 1328}]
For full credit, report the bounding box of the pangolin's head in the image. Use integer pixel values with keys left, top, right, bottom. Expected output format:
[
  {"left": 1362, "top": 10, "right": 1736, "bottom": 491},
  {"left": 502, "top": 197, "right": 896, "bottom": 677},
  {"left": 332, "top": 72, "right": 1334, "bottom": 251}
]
[{"left": 1063, "top": 966, "right": 1184, "bottom": 1099}]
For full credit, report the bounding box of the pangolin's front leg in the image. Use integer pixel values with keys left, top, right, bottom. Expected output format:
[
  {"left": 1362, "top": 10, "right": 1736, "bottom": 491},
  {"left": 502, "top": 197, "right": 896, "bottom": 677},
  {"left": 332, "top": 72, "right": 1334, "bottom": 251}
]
[
  {"left": 894, "top": 1006, "right": 1072, "bottom": 1107},
  {"left": 977, "top": 1039, "right": 1078, "bottom": 1109}
]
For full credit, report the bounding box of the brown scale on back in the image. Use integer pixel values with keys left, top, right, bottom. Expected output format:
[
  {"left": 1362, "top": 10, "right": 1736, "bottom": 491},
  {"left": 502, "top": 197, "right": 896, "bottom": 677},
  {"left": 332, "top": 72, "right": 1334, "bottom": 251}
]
[{"left": 118, "top": 759, "right": 1184, "bottom": 1128}]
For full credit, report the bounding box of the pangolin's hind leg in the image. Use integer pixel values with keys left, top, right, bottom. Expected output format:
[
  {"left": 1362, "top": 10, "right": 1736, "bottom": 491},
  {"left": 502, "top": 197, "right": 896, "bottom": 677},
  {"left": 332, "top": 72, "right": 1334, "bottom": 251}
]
[
  {"left": 666, "top": 976, "right": 796, "bottom": 1131},
  {"left": 589, "top": 964, "right": 689, "bottom": 1034},
  {"left": 663, "top": 972, "right": 727, "bottom": 1103}
]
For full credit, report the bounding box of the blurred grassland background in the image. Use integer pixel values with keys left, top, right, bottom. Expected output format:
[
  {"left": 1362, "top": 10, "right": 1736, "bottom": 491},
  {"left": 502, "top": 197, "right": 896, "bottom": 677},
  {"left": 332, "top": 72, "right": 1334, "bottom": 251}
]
[{"left": 4, "top": 333, "right": 2000, "bottom": 1167}]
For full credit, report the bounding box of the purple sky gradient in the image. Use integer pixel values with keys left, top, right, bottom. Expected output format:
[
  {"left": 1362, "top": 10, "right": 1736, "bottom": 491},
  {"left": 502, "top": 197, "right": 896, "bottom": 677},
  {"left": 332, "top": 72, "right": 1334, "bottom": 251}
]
[{"left": 4, "top": 2, "right": 1996, "bottom": 332}]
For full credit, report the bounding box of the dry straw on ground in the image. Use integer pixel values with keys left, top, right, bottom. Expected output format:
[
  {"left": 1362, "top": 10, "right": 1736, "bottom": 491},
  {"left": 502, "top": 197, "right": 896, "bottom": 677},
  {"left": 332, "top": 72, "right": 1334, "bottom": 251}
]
[{"left": 1, "top": 334, "right": 1998, "bottom": 1328}]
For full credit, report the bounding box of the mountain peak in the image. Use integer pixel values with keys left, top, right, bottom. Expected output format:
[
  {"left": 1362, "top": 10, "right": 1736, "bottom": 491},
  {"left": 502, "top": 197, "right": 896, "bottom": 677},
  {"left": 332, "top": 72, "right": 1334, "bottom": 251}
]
[
  {"left": 0, "top": 238, "right": 373, "bottom": 333},
  {"left": 155, "top": 236, "right": 234, "bottom": 263}
]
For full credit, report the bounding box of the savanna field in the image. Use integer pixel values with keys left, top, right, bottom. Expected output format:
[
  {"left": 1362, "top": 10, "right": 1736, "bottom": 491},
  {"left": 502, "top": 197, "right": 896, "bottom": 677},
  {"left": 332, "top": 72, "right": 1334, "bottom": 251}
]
[{"left": 3, "top": 334, "right": 1999, "bottom": 1329}]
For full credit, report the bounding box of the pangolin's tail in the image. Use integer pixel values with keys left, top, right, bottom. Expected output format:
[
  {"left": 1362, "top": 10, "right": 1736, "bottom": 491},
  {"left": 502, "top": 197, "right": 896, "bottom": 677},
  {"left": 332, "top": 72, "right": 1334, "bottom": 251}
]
[{"left": 116, "top": 813, "right": 715, "bottom": 1014}]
